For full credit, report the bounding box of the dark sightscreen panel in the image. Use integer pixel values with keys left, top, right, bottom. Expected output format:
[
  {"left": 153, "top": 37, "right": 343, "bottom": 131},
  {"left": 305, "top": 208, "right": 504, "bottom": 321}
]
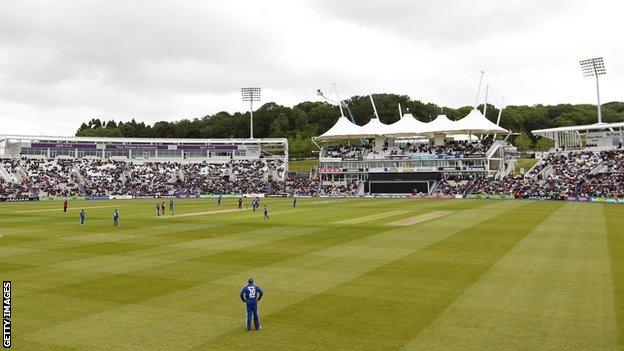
[
  {"left": 369, "top": 182, "right": 428, "bottom": 194},
  {"left": 367, "top": 172, "right": 440, "bottom": 181}
]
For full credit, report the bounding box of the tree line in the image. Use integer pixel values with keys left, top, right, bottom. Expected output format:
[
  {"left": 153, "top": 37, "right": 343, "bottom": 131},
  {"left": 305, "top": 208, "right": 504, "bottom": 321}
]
[{"left": 75, "top": 94, "right": 624, "bottom": 158}]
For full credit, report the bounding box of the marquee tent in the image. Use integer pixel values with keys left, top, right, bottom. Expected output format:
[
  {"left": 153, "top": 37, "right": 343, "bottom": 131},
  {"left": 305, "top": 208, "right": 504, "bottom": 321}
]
[
  {"left": 357, "top": 117, "right": 393, "bottom": 137},
  {"left": 451, "top": 109, "right": 508, "bottom": 135},
  {"left": 315, "top": 109, "right": 509, "bottom": 140},
  {"left": 316, "top": 116, "right": 364, "bottom": 140},
  {"left": 384, "top": 113, "right": 428, "bottom": 137}
]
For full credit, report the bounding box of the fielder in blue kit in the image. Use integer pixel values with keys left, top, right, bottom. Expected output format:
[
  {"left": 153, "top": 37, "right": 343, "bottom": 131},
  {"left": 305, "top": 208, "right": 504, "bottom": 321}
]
[{"left": 240, "top": 278, "right": 263, "bottom": 331}]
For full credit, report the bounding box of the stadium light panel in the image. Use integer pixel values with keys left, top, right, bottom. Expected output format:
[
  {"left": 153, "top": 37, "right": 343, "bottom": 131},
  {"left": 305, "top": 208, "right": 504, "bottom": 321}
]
[
  {"left": 579, "top": 57, "right": 607, "bottom": 123},
  {"left": 579, "top": 57, "right": 606, "bottom": 77}
]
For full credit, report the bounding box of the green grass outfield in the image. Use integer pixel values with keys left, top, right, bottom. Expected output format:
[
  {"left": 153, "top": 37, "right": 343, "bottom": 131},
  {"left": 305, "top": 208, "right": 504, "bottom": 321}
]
[
  {"left": 288, "top": 159, "right": 318, "bottom": 172},
  {"left": 1, "top": 197, "right": 623, "bottom": 350}
]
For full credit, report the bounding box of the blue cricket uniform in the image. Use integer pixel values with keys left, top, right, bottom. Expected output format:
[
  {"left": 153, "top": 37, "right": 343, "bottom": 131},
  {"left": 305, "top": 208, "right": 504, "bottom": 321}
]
[
  {"left": 113, "top": 211, "right": 120, "bottom": 226},
  {"left": 240, "top": 283, "right": 263, "bottom": 331},
  {"left": 79, "top": 211, "right": 86, "bottom": 225}
]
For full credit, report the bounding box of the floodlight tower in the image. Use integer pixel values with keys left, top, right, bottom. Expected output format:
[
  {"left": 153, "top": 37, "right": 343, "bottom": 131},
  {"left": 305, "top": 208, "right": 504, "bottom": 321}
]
[
  {"left": 241, "top": 87, "right": 261, "bottom": 138},
  {"left": 579, "top": 57, "right": 606, "bottom": 124}
]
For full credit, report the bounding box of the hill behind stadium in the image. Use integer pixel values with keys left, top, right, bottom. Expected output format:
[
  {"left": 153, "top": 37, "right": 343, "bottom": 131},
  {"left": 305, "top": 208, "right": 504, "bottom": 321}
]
[{"left": 74, "top": 94, "right": 624, "bottom": 157}]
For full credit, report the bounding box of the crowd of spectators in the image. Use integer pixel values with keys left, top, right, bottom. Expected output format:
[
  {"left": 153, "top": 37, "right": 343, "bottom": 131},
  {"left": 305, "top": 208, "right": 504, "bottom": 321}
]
[
  {"left": 319, "top": 180, "right": 359, "bottom": 196},
  {"left": 437, "top": 149, "right": 624, "bottom": 199},
  {"left": 0, "top": 178, "right": 31, "bottom": 198},
  {"left": 383, "top": 140, "right": 491, "bottom": 159},
  {"left": 126, "top": 162, "right": 179, "bottom": 196},
  {"left": 286, "top": 178, "right": 320, "bottom": 197},
  {"left": 324, "top": 140, "right": 492, "bottom": 160},
  {"left": 20, "top": 158, "right": 80, "bottom": 197},
  {"left": 324, "top": 145, "right": 370, "bottom": 159},
  {"left": 0, "top": 157, "right": 287, "bottom": 198},
  {"left": 2, "top": 148, "right": 622, "bottom": 200},
  {"left": 78, "top": 159, "right": 129, "bottom": 196}
]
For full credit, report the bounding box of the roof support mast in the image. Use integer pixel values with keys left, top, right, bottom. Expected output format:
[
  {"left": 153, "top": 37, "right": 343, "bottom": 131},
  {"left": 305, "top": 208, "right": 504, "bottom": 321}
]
[
  {"left": 474, "top": 71, "right": 485, "bottom": 108},
  {"left": 318, "top": 85, "right": 357, "bottom": 123},
  {"left": 369, "top": 95, "right": 380, "bottom": 119},
  {"left": 496, "top": 97, "right": 505, "bottom": 126},
  {"left": 493, "top": 97, "right": 506, "bottom": 139},
  {"left": 332, "top": 83, "right": 346, "bottom": 118},
  {"left": 483, "top": 84, "right": 489, "bottom": 118}
]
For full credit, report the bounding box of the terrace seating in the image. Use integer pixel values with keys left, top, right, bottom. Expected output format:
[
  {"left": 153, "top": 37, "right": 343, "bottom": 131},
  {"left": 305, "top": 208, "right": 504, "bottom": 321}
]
[
  {"left": 323, "top": 140, "right": 491, "bottom": 161},
  {"left": 0, "top": 157, "right": 287, "bottom": 198},
  {"left": 437, "top": 149, "right": 624, "bottom": 199}
]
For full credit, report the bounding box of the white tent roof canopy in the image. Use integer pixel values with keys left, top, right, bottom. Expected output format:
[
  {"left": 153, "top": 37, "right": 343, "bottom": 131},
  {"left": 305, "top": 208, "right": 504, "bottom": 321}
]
[
  {"left": 421, "top": 114, "right": 457, "bottom": 135},
  {"left": 316, "top": 116, "right": 363, "bottom": 140},
  {"left": 315, "top": 109, "right": 509, "bottom": 140},
  {"left": 451, "top": 109, "right": 509, "bottom": 135},
  {"left": 385, "top": 113, "right": 428, "bottom": 137},
  {"left": 358, "top": 117, "right": 393, "bottom": 137}
]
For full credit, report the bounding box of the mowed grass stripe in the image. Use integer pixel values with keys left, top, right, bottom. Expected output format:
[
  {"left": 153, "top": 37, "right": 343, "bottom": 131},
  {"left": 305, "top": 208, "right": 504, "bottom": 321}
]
[
  {"left": 3, "top": 203, "right": 325, "bottom": 270},
  {"left": 204, "top": 201, "right": 561, "bottom": 351},
  {"left": 6, "top": 201, "right": 393, "bottom": 291},
  {"left": 4, "top": 214, "right": 319, "bottom": 296},
  {"left": 16, "top": 199, "right": 420, "bottom": 339},
  {"left": 17, "top": 225, "right": 334, "bottom": 337},
  {"left": 38, "top": 225, "right": 324, "bottom": 277},
  {"left": 5, "top": 198, "right": 620, "bottom": 351},
  {"left": 25, "top": 200, "right": 501, "bottom": 351},
  {"left": 154, "top": 209, "right": 240, "bottom": 218},
  {"left": 605, "top": 204, "right": 624, "bottom": 344},
  {"left": 191, "top": 201, "right": 527, "bottom": 350},
  {"left": 21, "top": 225, "right": 408, "bottom": 349},
  {"left": 386, "top": 210, "right": 453, "bottom": 226},
  {"left": 12, "top": 204, "right": 130, "bottom": 213},
  {"left": 333, "top": 210, "right": 412, "bottom": 225},
  {"left": 403, "top": 202, "right": 620, "bottom": 350}
]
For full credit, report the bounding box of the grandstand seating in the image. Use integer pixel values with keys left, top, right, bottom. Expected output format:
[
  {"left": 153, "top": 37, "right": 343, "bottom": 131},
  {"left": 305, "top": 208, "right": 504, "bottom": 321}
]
[
  {"left": 322, "top": 140, "right": 492, "bottom": 160},
  {"left": 0, "top": 158, "right": 288, "bottom": 198},
  {"left": 2, "top": 147, "right": 623, "bottom": 200},
  {"left": 436, "top": 149, "right": 624, "bottom": 199}
]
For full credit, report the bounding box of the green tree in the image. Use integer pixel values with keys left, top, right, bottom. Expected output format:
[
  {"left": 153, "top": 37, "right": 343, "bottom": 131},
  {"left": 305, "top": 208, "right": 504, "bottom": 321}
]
[
  {"left": 536, "top": 137, "right": 554, "bottom": 151},
  {"left": 514, "top": 134, "right": 534, "bottom": 151},
  {"left": 270, "top": 113, "right": 290, "bottom": 137},
  {"left": 73, "top": 95, "right": 624, "bottom": 158}
]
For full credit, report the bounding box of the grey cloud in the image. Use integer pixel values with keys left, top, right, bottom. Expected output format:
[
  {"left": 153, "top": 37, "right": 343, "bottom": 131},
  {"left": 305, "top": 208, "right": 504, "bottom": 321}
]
[
  {"left": 310, "top": 0, "right": 579, "bottom": 43},
  {"left": 0, "top": 0, "right": 283, "bottom": 101},
  {"left": 0, "top": 0, "right": 621, "bottom": 136}
]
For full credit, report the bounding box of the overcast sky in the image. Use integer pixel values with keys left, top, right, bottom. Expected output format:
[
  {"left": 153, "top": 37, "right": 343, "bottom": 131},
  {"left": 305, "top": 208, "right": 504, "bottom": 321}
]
[{"left": 0, "top": 0, "right": 622, "bottom": 135}]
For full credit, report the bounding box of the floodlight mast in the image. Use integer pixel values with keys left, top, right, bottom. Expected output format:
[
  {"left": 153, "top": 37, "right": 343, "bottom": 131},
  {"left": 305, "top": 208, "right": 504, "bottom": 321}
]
[
  {"left": 579, "top": 57, "right": 606, "bottom": 124},
  {"left": 241, "top": 87, "right": 261, "bottom": 139}
]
